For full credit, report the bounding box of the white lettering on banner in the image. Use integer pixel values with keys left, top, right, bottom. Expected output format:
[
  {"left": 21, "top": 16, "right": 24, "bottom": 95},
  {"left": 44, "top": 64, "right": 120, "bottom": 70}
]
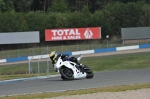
[
  {"left": 52, "top": 36, "right": 62, "bottom": 40},
  {"left": 51, "top": 29, "right": 80, "bottom": 36},
  {"left": 52, "top": 30, "right": 57, "bottom": 36},
  {"left": 84, "top": 28, "right": 93, "bottom": 38},
  {"left": 57, "top": 30, "right": 64, "bottom": 35},
  {"left": 51, "top": 36, "right": 80, "bottom": 40},
  {"left": 64, "top": 29, "right": 69, "bottom": 35},
  {"left": 63, "top": 36, "right": 66, "bottom": 40},
  {"left": 76, "top": 29, "right": 80, "bottom": 35},
  {"left": 70, "top": 29, "right": 74, "bottom": 35},
  {"left": 68, "top": 36, "right": 81, "bottom": 39}
]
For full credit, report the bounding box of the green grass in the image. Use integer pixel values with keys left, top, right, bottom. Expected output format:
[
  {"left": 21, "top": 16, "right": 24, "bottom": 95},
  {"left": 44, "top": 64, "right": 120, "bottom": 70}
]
[
  {"left": 0, "top": 61, "right": 56, "bottom": 74},
  {"left": 81, "top": 52, "right": 150, "bottom": 71},
  {"left": 0, "top": 72, "right": 59, "bottom": 81}
]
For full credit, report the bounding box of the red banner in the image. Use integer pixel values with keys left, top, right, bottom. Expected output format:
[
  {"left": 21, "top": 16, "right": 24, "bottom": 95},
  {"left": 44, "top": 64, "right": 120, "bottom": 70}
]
[{"left": 45, "top": 27, "right": 101, "bottom": 41}]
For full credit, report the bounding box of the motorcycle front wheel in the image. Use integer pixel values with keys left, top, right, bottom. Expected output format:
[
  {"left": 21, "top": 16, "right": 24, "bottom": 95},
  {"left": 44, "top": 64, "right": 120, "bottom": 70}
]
[
  {"left": 59, "top": 67, "right": 74, "bottom": 80},
  {"left": 83, "top": 66, "right": 94, "bottom": 79}
]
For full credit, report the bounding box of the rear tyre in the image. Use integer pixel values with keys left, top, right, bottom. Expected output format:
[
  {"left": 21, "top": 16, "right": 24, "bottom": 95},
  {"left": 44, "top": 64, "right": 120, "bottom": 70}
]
[
  {"left": 83, "top": 66, "right": 94, "bottom": 79},
  {"left": 59, "top": 67, "right": 74, "bottom": 80}
]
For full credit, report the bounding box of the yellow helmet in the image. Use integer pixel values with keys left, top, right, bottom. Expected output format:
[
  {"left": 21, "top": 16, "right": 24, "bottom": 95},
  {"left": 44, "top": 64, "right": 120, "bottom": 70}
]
[{"left": 49, "top": 51, "right": 57, "bottom": 61}]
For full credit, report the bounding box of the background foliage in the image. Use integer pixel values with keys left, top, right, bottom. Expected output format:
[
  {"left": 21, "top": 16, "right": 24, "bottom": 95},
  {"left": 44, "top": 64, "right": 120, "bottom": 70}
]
[{"left": 0, "top": 0, "right": 150, "bottom": 40}]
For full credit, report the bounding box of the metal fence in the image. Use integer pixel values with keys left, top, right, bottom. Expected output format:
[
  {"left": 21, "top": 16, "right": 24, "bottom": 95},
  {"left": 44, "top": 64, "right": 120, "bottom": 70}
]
[
  {"left": 0, "top": 61, "right": 55, "bottom": 75},
  {"left": 0, "top": 39, "right": 150, "bottom": 59}
]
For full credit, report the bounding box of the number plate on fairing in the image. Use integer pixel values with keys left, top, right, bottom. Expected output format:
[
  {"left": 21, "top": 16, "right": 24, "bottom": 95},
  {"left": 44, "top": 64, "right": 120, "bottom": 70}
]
[{"left": 74, "top": 71, "right": 86, "bottom": 79}]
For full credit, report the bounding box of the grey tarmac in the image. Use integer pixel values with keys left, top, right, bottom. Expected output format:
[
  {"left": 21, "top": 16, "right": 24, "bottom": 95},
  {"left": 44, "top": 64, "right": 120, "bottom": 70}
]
[{"left": 0, "top": 69, "right": 150, "bottom": 96}]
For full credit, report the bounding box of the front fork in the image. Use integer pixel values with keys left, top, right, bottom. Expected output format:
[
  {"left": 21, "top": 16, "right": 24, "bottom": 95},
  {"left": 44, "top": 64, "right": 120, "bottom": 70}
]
[{"left": 75, "top": 65, "right": 84, "bottom": 73}]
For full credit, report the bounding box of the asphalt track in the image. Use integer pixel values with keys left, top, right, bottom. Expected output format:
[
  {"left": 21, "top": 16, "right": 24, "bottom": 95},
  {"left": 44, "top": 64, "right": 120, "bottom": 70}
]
[
  {"left": 0, "top": 69, "right": 150, "bottom": 96},
  {"left": 0, "top": 48, "right": 150, "bottom": 96}
]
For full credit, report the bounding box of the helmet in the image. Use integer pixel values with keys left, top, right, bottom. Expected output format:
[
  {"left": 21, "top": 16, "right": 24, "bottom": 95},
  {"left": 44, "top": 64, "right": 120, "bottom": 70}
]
[{"left": 49, "top": 51, "right": 57, "bottom": 61}]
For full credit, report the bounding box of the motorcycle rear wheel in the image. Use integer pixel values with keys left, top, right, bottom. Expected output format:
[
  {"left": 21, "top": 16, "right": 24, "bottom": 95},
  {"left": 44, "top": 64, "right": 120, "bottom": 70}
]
[{"left": 59, "top": 67, "right": 74, "bottom": 80}]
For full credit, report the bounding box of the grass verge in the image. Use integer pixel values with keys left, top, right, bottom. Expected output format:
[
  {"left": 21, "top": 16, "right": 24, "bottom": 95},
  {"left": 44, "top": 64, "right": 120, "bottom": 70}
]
[
  {"left": 0, "top": 72, "right": 58, "bottom": 80},
  {"left": 1, "top": 83, "right": 150, "bottom": 99}
]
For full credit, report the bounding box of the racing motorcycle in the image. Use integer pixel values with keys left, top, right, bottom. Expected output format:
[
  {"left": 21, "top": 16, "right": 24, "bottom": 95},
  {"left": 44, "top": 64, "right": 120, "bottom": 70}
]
[{"left": 53, "top": 55, "right": 94, "bottom": 80}]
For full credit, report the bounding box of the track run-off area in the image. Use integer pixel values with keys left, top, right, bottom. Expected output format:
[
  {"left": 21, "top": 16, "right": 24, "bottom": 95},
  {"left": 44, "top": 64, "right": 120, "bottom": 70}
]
[{"left": 0, "top": 48, "right": 150, "bottom": 96}]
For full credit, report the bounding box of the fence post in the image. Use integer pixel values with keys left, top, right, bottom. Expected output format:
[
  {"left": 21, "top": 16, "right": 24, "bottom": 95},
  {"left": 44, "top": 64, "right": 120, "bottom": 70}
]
[
  {"left": 46, "top": 45, "right": 49, "bottom": 73},
  {"left": 38, "top": 48, "right": 47, "bottom": 74},
  {"left": 92, "top": 40, "right": 93, "bottom": 49},
  {"left": 2, "top": 50, "right": 4, "bottom": 59},
  {"left": 18, "top": 49, "right": 20, "bottom": 57},
  {"left": 47, "top": 60, "right": 49, "bottom": 73},
  {"left": 77, "top": 41, "right": 78, "bottom": 51},
  {"left": 138, "top": 35, "right": 139, "bottom": 45},
  {"left": 61, "top": 42, "right": 63, "bottom": 52},
  {"left": 106, "top": 35, "right": 109, "bottom": 47},
  {"left": 47, "top": 45, "right": 48, "bottom": 54},
  {"left": 28, "top": 56, "right": 33, "bottom": 74},
  {"left": 32, "top": 48, "right": 34, "bottom": 56},
  {"left": 122, "top": 40, "right": 125, "bottom": 46},
  {"left": 28, "top": 61, "right": 31, "bottom": 74}
]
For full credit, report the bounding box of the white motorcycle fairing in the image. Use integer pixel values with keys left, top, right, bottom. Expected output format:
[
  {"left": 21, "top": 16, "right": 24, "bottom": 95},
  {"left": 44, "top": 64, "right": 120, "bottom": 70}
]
[{"left": 53, "top": 57, "right": 87, "bottom": 79}]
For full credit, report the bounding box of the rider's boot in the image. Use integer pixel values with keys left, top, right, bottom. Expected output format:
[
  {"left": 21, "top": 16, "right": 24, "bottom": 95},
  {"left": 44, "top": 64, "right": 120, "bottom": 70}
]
[{"left": 79, "top": 64, "right": 84, "bottom": 67}]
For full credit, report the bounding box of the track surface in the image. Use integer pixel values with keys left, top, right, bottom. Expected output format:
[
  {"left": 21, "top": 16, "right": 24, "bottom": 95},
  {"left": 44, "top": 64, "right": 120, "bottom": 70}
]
[{"left": 0, "top": 69, "right": 150, "bottom": 96}]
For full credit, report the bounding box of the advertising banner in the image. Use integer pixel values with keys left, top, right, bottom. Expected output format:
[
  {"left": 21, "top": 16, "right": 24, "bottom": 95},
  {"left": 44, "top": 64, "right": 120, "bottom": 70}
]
[
  {"left": 0, "top": 31, "right": 40, "bottom": 44},
  {"left": 45, "top": 27, "right": 101, "bottom": 41}
]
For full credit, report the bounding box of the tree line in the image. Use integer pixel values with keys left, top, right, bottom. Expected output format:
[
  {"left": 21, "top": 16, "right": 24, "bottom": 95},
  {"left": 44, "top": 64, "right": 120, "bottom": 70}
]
[{"left": 0, "top": 0, "right": 150, "bottom": 41}]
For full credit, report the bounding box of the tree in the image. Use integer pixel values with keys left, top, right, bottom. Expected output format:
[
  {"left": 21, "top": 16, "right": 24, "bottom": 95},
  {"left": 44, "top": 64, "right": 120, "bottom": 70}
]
[
  {"left": 45, "top": 13, "right": 57, "bottom": 29},
  {"left": 48, "top": 0, "right": 69, "bottom": 13},
  {"left": 0, "top": 11, "right": 28, "bottom": 32},
  {"left": 92, "top": 10, "right": 111, "bottom": 37},
  {"left": 106, "top": 2, "right": 126, "bottom": 35},
  {"left": 67, "top": 11, "right": 83, "bottom": 27},
  {"left": 0, "top": 0, "right": 14, "bottom": 12},
  {"left": 55, "top": 13, "right": 69, "bottom": 28},
  {"left": 140, "top": 4, "right": 150, "bottom": 26},
  {"left": 93, "top": 0, "right": 113, "bottom": 10},
  {"left": 81, "top": 5, "right": 92, "bottom": 27},
  {"left": 65, "top": 0, "right": 76, "bottom": 11},
  {"left": 124, "top": 2, "right": 143, "bottom": 27},
  {"left": 25, "top": 11, "right": 47, "bottom": 40},
  {"left": 13, "top": 0, "right": 34, "bottom": 12}
]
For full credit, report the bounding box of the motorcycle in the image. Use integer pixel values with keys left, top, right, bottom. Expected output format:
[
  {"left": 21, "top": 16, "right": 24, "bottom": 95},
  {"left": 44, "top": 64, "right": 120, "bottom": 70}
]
[{"left": 53, "top": 55, "right": 94, "bottom": 80}]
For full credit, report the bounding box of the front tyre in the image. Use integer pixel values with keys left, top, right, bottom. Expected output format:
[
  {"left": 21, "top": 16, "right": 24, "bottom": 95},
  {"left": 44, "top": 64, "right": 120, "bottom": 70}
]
[
  {"left": 83, "top": 66, "right": 94, "bottom": 79},
  {"left": 61, "top": 76, "right": 67, "bottom": 80},
  {"left": 59, "top": 67, "right": 74, "bottom": 80}
]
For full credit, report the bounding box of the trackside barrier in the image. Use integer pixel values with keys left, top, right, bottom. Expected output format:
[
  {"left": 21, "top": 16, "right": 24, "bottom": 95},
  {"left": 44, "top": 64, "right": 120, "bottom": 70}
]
[
  {"left": 139, "top": 44, "right": 150, "bottom": 48},
  {"left": 94, "top": 48, "right": 116, "bottom": 53},
  {"left": 6, "top": 56, "right": 28, "bottom": 62},
  {"left": 0, "top": 59, "right": 6, "bottom": 63},
  {"left": 0, "top": 44, "right": 150, "bottom": 64},
  {"left": 59, "top": 52, "right": 72, "bottom": 56},
  {"left": 116, "top": 45, "right": 139, "bottom": 51},
  {"left": 72, "top": 50, "right": 94, "bottom": 55}
]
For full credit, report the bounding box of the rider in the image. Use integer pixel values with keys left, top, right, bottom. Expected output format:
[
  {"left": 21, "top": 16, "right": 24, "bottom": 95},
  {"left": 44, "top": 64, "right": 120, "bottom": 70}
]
[{"left": 49, "top": 51, "right": 84, "bottom": 71}]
